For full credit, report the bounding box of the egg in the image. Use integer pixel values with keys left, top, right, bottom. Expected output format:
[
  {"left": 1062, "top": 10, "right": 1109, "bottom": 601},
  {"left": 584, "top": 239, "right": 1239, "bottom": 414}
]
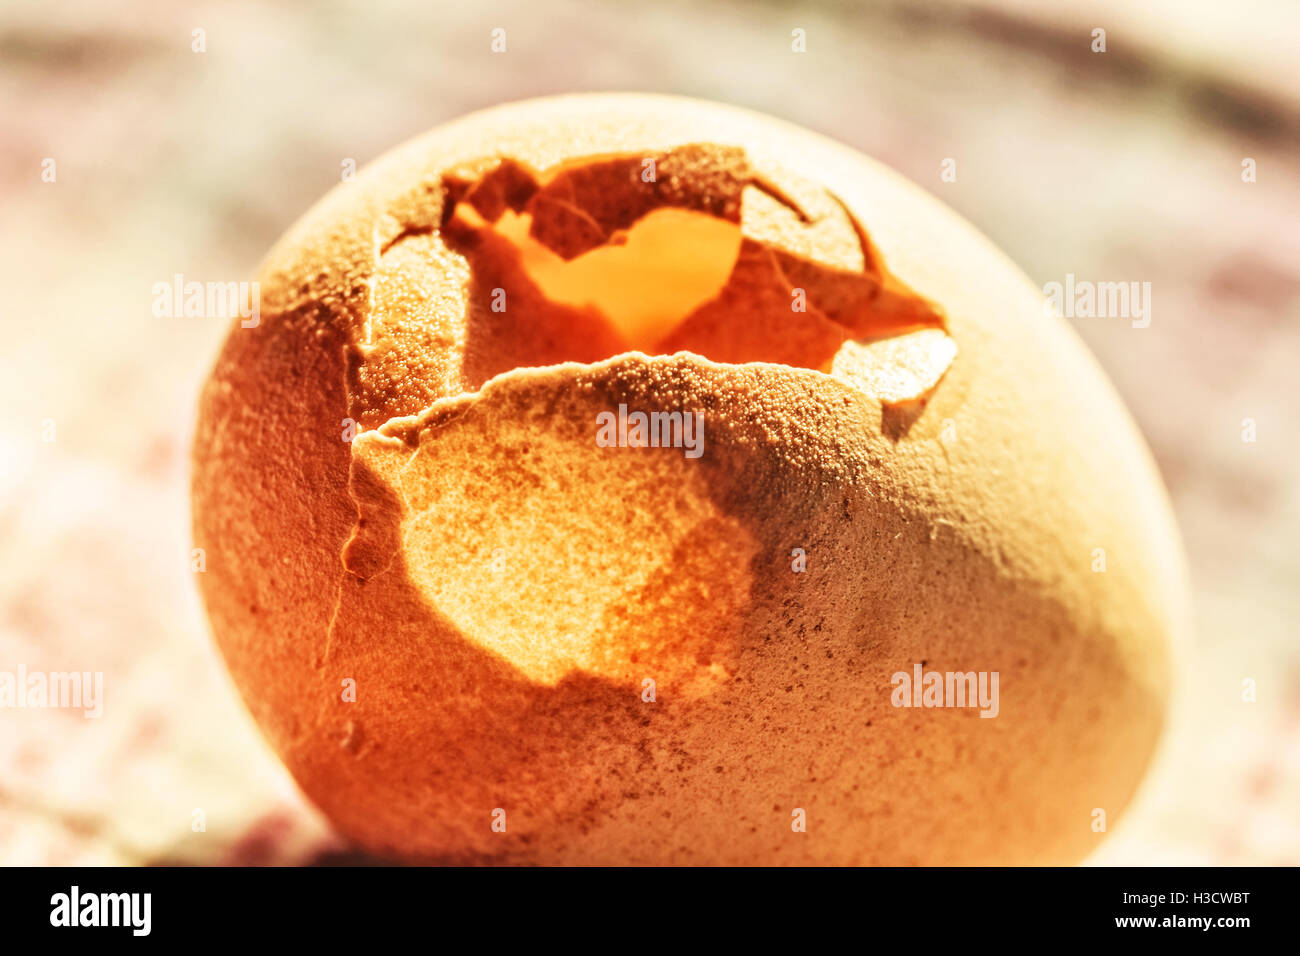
[{"left": 191, "top": 93, "right": 1187, "bottom": 864}]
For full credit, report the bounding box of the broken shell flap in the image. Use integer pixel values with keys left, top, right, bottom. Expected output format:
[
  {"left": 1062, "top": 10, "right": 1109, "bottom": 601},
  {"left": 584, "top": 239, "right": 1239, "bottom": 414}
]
[{"left": 342, "top": 353, "right": 915, "bottom": 700}]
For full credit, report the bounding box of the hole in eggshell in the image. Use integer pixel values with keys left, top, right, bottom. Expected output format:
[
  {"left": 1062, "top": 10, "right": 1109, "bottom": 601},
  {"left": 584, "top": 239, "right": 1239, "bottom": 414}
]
[
  {"left": 455, "top": 204, "right": 744, "bottom": 352},
  {"left": 354, "top": 145, "right": 956, "bottom": 429}
]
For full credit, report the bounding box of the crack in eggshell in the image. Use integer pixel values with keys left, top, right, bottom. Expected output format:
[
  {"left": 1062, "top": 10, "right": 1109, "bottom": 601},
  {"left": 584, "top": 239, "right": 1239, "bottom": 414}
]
[{"left": 332, "top": 145, "right": 962, "bottom": 675}]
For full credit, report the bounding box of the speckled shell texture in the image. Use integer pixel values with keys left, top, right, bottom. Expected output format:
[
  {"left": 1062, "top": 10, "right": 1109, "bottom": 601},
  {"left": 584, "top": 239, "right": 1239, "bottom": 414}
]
[{"left": 191, "top": 94, "right": 1187, "bottom": 864}]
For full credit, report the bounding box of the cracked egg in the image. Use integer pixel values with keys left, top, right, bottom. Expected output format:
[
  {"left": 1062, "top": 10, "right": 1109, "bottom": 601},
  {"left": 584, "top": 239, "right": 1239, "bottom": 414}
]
[{"left": 192, "top": 94, "right": 1187, "bottom": 864}]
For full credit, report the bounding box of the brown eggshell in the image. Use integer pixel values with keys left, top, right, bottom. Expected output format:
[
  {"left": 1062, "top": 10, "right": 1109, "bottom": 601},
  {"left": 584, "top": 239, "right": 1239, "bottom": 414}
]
[{"left": 191, "top": 94, "right": 1187, "bottom": 864}]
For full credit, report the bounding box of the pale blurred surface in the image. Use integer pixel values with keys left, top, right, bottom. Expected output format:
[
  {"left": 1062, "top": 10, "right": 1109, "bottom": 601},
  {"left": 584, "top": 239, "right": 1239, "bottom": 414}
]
[{"left": 1, "top": 0, "right": 1297, "bottom": 864}]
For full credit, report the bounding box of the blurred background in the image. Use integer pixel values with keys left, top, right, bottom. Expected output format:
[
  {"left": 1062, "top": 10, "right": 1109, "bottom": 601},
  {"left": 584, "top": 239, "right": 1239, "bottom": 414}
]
[{"left": 1, "top": 0, "right": 1297, "bottom": 864}]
